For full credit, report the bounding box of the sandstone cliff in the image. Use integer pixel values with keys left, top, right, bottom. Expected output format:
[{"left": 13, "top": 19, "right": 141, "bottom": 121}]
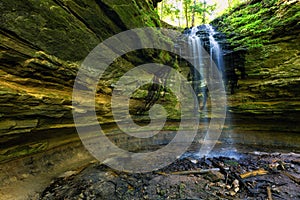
[
  {"left": 0, "top": 0, "right": 163, "bottom": 162},
  {"left": 213, "top": 0, "right": 300, "bottom": 146},
  {"left": 1, "top": 0, "right": 299, "bottom": 164}
]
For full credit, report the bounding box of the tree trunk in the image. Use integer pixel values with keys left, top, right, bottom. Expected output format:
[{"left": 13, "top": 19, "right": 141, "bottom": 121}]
[
  {"left": 202, "top": 0, "right": 206, "bottom": 24},
  {"left": 184, "top": 0, "right": 189, "bottom": 27},
  {"left": 191, "top": 0, "right": 196, "bottom": 27},
  {"left": 177, "top": 0, "right": 182, "bottom": 27}
]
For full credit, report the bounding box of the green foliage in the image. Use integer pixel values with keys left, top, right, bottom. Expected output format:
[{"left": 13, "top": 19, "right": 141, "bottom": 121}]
[
  {"left": 158, "top": 0, "right": 216, "bottom": 27},
  {"left": 132, "top": 0, "right": 161, "bottom": 27},
  {"left": 189, "top": 1, "right": 216, "bottom": 24},
  {"left": 212, "top": 0, "right": 300, "bottom": 50}
]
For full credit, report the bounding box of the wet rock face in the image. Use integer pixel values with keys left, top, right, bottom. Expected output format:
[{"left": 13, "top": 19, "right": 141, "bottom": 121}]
[
  {"left": 0, "top": 0, "right": 161, "bottom": 162},
  {"left": 196, "top": 25, "right": 247, "bottom": 94},
  {"left": 211, "top": 0, "right": 300, "bottom": 135},
  {"left": 182, "top": 25, "right": 247, "bottom": 96},
  {"left": 1, "top": 0, "right": 160, "bottom": 61}
]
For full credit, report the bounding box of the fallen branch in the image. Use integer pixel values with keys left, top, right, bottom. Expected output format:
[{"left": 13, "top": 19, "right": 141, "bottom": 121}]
[
  {"left": 281, "top": 171, "right": 300, "bottom": 185},
  {"left": 170, "top": 168, "right": 220, "bottom": 175},
  {"left": 240, "top": 169, "right": 268, "bottom": 179},
  {"left": 208, "top": 158, "right": 257, "bottom": 195},
  {"left": 267, "top": 186, "right": 273, "bottom": 200}
]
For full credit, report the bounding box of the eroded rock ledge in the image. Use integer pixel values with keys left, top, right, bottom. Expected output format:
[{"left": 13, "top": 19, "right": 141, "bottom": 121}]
[
  {"left": 0, "top": 0, "right": 163, "bottom": 163},
  {"left": 212, "top": 0, "right": 300, "bottom": 138}
]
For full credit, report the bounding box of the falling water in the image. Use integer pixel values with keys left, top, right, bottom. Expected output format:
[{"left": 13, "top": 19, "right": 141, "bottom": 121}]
[
  {"left": 205, "top": 24, "right": 225, "bottom": 73},
  {"left": 187, "top": 27, "right": 206, "bottom": 102},
  {"left": 183, "top": 25, "right": 237, "bottom": 158},
  {"left": 185, "top": 25, "right": 225, "bottom": 109}
]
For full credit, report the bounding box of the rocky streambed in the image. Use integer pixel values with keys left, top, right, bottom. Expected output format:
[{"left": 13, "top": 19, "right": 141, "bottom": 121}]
[{"left": 39, "top": 148, "right": 300, "bottom": 200}]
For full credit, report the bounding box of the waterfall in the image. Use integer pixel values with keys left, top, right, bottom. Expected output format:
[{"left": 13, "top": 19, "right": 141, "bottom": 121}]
[
  {"left": 205, "top": 24, "right": 224, "bottom": 74},
  {"left": 182, "top": 25, "right": 234, "bottom": 158},
  {"left": 184, "top": 24, "right": 224, "bottom": 109},
  {"left": 188, "top": 27, "right": 205, "bottom": 103}
]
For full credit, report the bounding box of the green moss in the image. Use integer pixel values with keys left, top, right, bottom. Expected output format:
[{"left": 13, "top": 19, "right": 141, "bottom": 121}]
[
  {"left": 0, "top": 142, "right": 48, "bottom": 163},
  {"left": 212, "top": 0, "right": 299, "bottom": 50}
]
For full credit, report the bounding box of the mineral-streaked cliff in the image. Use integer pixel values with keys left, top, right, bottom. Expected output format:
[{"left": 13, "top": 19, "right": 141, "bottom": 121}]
[
  {"left": 0, "top": 0, "right": 164, "bottom": 162},
  {"left": 213, "top": 0, "right": 300, "bottom": 145},
  {"left": 1, "top": 0, "right": 299, "bottom": 165}
]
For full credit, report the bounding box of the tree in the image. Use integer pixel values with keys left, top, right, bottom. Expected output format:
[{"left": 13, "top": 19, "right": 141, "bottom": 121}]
[
  {"left": 190, "top": 0, "right": 216, "bottom": 26},
  {"left": 174, "top": 1, "right": 181, "bottom": 27},
  {"left": 202, "top": 0, "right": 207, "bottom": 24},
  {"left": 183, "top": 0, "right": 191, "bottom": 27},
  {"left": 159, "top": 0, "right": 216, "bottom": 27},
  {"left": 191, "top": 0, "right": 196, "bottom": 27}
]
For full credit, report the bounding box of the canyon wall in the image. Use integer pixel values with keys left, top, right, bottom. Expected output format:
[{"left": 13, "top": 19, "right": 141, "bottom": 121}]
[
  {"left": 1, "top": 0, "right": 299, "bottom": 164},
  {"left": 213, "top": 0, "right": 300, "bottom": 146},
  {"left": 0, "top": 0, "right": 164, "bottom": 163}
]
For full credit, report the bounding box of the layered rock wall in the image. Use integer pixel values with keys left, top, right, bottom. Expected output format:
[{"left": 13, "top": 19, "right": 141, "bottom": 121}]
[
  {"left": 0, "top": 0, "right": 162, "bottom": 162},
  {"left": 212, "top": 0, "right": 300, "bottom": 143}
]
